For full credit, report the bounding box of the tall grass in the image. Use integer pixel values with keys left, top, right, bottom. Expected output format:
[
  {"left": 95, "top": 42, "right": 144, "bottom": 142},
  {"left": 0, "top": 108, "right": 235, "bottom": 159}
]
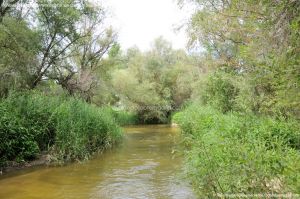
[
  {"left": 173, "top": 104, "right": 300, "bottom": 197},
  {"left": 0, "top": 92, "right": 133, "bottom": 167},
  {"left": 102, "top": 107, "right": 138, "bottom": 126}
]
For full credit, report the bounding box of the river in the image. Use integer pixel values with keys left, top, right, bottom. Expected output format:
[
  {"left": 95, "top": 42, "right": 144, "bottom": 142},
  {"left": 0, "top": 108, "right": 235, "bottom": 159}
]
[{"left": 0, "top": 125, "right": 195, "bottom": 199}]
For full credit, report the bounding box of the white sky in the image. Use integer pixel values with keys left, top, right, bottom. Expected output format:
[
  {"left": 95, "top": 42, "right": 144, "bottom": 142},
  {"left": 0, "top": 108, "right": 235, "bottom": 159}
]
[{"left": 103, "top": 0, "right": 189, "bottom": 51}]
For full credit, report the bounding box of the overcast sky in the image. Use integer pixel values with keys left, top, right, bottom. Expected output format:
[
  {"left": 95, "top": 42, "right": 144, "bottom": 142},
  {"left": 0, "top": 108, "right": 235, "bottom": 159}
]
[{"left": 103, "top": 0, "right": 189, "bottom": 51}]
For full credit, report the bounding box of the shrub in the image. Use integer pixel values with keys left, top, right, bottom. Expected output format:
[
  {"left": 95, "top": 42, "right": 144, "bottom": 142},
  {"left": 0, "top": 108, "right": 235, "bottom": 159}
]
[
  {"left": 102, "top": 107, "right": 138, "bottom": 126},
  {"left": 173, "top": 104, "right": 300, "bottom": 197},
  {"left": 49, "top": 99, "right": 123, "bottom": 162},
  {"left": 198, "top": 71, "right": 239, "bottom": 113},
  {"left": 0, "top": 92, "right": 124, "bottom": 166},
  {"left": 0, "top": 92, "right": 59, "bottom": 165}
]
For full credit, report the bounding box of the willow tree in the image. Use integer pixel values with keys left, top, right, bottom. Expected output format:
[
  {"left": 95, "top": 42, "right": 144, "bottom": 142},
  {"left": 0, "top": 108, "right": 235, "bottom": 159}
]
[
  {"left": 0, "top": 0, "right": 24, "bottom": 21},
  {"left": 0, "top": 0, "right": 117, "bottom": 101},
  {"left": 182, "top": 0, "right": 300, "bottom": 118},
  {"left": 112, "top": 37, "right": 199, "bottom": 123},
  {"left": 32, "top": 0, "right": 116, "bottom": 92},
  {"left": 0, "top": 4, "right": 39, "bottom": 97}
]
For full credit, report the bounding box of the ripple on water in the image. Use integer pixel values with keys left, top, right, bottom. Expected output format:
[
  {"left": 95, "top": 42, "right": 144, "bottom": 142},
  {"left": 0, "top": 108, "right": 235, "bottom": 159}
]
[{"left": 0, "top": 125, "right": 196, "bottom": 199}]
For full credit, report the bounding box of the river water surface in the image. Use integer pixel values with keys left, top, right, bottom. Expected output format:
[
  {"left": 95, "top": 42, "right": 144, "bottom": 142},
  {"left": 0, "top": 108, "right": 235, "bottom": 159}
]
[{"left": 0, "top": 125, "right": 195, "bottom": 199}]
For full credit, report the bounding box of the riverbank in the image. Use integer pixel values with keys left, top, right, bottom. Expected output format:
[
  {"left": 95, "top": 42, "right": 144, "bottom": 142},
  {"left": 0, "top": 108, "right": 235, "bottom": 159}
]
[
  {"left": 0, "top": 92, "right": 136, "bottom": 170},
  {"left": 0, "top": 125, "right": 196, "bottom": 199},
  {"left": 173, "top": 104, "right": 300, "bottom": 197},
  {"left": 1, "top": 153, "right": 51, "bottom": 175}
]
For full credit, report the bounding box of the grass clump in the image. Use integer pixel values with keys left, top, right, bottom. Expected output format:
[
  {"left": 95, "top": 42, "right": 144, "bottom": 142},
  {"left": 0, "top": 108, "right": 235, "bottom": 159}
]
[
  {"left": 173, "top": 104, "right": 300, "bottom": 197},
  {"left": 0, "top": 91, "right": 125, "bottom": 167},
  {"left": 101, "top": 107, "right": 138, "bottom": 126},
  {"left": 49, "top": 99, "right": 123, "bottom": 162}
]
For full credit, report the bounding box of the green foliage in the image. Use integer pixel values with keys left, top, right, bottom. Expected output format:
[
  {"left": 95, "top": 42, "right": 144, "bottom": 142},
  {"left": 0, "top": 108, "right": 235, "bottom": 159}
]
[
  {"left": 112, "top": 38, "right": 199, "bottom": 123},
  {"left": 0, "top": 92, "right": 124, "bottom": 167},
  {"left": 49, "top": 99, "right": 122, "bottom": 162},
  {"left": 199, "top": 70, "right": 238, "bottom": 113},
  {"left": 108, "top": 109, "right": 138, "bottom": 126},
  {"left": 173, "top": 104, "right": 300, "bottom": 197},
  {"left": 0, "top": 0, "right": 116, "bottom": 101},
  {"left": 0, "top": 17, "right": 40, "bottom": 96},
  {"left": 0, "top": 92, "right": 60, "bottom": 165},
  {"left": 176, "top": 1, "right": 300, "bottom": 196},
  {"left": 185, "top": 0, "right": 300, "bottom": 119}
]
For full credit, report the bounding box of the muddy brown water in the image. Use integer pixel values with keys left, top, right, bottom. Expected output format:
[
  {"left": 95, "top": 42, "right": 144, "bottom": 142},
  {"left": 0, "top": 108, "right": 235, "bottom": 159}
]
[{"left": 0, "top": 125, "right": 196, "bottom": 199}]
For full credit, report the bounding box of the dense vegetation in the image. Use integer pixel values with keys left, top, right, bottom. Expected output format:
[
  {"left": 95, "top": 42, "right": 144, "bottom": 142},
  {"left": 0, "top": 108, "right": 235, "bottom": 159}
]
[
  {"left": 172, "top": 0, "right": 300, "bottom": 197},
  {"left": 173, "top": 105, "right": 300, "bottom": 196},
  {"left": 0, "top": 0, "right": 139, "bottom": 168},
  {"left": 183, "top": 0, "right": 300, "bottom": 118},
  {"left": 111, "top": 37, "right": 200, "bottom": 123},
  {"left": 0, "top": 0, "right": 299, "bottom": 197},
  {"left": 0, "top": 91, "right": 139, "bottom": 167}
]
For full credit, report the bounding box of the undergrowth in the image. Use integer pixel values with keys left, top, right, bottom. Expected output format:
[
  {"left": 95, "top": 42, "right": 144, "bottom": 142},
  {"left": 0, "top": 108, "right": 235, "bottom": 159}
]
[
  {"left": 173, "top": 104, "right": 300, "bottom": 197},
  {"left": 0, "top": 92, "right": 136, "bottom": 167}
]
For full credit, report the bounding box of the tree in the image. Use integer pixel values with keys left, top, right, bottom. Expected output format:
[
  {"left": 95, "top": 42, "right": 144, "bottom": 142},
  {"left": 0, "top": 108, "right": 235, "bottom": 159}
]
[
  {"left": 111, "top": 37, "right": 198, "bottom": 123},
  {"left": 0, "top": 16, "right": 39, "bottom": 97},
  {"left": 0, "top": 0, "right": 23, "bottom": 22},
  {"left": 0, "top": 0, "right": 117, "bottom": 101},
  {"left": 181, "top": 0, "right": 300, "bottom": 118}
]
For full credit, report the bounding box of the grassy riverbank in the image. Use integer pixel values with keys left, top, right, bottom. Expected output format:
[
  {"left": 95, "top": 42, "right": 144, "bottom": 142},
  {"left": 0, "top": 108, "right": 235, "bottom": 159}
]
[
  {"left": 0, "top": 92, "right": 136, "bottom": 169},
  {"left": 173, "top": 104, "right": 300, "bottom": 197}
]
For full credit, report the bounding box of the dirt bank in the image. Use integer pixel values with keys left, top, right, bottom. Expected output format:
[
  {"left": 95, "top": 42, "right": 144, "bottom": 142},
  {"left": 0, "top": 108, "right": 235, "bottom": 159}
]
[{"left": 0, "top": 154, "right": 51, "bottom": 175}]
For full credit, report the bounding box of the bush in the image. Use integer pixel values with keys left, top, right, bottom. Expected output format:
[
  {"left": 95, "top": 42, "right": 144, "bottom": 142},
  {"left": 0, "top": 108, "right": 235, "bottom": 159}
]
[
  {"left": 49, "top": 99, "right": 123, "bottom": 162},
  {"left": 102, "top": 107, "right": 138, "bottom": 126},
  {"left": 0, "top": 92, "right": 124, "bottom": 166},
  {"left": 198, "top": 70, "right": 239, "bottom": 113},
  {"left": 0, "top": 92, "right": 59, "bottom": 165},
  {"left": 173, "top": 104, "right": 300, "bottom": 197}
]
